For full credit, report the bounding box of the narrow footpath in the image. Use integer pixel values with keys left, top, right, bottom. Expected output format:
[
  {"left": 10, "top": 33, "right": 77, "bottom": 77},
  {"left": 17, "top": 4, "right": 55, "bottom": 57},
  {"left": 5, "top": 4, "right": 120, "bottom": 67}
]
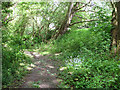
[{"left": 19, "top": 50, "right": 61, "bottom": 88}]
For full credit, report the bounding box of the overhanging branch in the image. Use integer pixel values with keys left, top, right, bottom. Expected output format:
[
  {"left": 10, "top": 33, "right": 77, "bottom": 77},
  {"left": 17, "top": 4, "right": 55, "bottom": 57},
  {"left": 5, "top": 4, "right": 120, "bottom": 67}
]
[
  {"left": 76, "top": 0, "right": 92, "bottom": 11},
  {"left": 77, "top": 10, "right": 97, "bottom": 13},
  {"left": 79, "top": 2, "right": 96, "bottom": 7},
  {"left": 73, "top": 15, "right": 87, "bottom": 19},
  {"left": 69, "top": 19, "right": 99, "bottom": 26}
]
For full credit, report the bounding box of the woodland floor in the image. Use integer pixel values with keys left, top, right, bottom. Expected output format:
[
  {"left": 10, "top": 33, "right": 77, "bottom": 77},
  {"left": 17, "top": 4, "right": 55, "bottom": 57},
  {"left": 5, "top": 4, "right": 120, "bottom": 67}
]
[{"left": 19, "top": 50, "right": 62, "bottom": 88}]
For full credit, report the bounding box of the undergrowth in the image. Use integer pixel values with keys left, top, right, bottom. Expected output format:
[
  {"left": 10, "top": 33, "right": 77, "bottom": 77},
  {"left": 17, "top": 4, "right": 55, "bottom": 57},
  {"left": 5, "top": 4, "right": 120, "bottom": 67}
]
[
  {"left": 46, "top": 28, "right": 120, "bottom": 89},
  {"left": 2, "top": 27, "right": 32, "bottom": 88}
]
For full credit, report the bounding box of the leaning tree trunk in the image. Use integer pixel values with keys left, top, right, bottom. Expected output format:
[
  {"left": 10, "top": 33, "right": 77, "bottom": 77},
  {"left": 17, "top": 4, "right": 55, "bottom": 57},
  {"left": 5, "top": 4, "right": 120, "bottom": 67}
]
[
  {"left": 110, "top": 1, "right": 120, "bottom": 55},
  {"left": 55, "top": 2, "right": 74, "bottom": 39},
  {"left": 54, "top": 1, "right": 91, "bottom": 39}
]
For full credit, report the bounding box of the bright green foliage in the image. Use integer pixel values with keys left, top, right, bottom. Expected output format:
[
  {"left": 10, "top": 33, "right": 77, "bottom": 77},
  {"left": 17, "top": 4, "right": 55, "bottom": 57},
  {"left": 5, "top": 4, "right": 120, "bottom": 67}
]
[
  {"left": 50, "top": 28, "right": 120, "bottom": 89},
  {"left": 2, "top": 2, "right": 32, "bottom": 87},
  {"left": 59, "top": 55, "right": 119, "bottom": 88},
  {"left": 2, "top": 1, "right": 120, "bottom": 89},
  {"left": 47, "top": 4, "right": 119, "bottom": 88},
  {"left": 2, "top": 27, "right": 32, "bottom": 87},
  {"left": 50, "top": 28, "right": 111, "bottom": 56}
]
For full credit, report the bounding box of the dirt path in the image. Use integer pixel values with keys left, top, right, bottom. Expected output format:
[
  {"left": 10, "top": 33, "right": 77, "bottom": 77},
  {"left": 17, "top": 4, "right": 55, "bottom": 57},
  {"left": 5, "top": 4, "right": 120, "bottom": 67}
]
[{"left": 19, "top": 50, "right": 61, "bottom": 88}]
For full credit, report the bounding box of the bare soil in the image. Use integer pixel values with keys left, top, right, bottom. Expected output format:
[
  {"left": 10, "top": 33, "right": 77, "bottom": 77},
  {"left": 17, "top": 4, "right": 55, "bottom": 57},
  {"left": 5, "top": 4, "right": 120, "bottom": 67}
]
[{"left": 19, "top": 50, "right": 61, "bottom": 88}]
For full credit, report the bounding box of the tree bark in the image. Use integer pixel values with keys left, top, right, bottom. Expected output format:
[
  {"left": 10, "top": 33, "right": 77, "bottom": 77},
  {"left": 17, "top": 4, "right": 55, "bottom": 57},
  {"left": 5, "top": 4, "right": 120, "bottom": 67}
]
[
  {"left": 110, "top": 1, "right": 120, "bottom": 55},
  {"left": 54, "top": 2, "right": 74, "bottom": 39},
  {"left": 54, "top": 1, "right": 92, "bottom": 39},
  {"left": 116, "top": 1, "right": 120, "bottom": 54}
]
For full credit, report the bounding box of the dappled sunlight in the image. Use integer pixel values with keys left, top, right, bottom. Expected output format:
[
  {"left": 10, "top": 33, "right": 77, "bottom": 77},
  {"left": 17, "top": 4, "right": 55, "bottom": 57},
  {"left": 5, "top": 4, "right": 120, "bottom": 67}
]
[
  {"left": 68, "top": 72, "right": 73, "bottom": 75},
  {"left": 24, "top": 51, "right": 34, "bottom": 58},
  {"left": 19, "top": 61, "right": 37, "bottom": 71},
  {"left": 46, "top": 65, "right": 55, "bottom": 69},
  {"left": 32, "top": 52, "right": 42, "bottom": 58},
  {"left": 59, "top": 67, "right": 67, "bottom": 71},
  {"left": 20, "top": 63, "right": 25, "bottom": 66},
  {"left": 30, "top": 63, "right": 36, "bottom": 68},
  {"left": 54, "top": 53, "right": 62, "bottom": 56},
  {"left": 75, "top": 28, "right": 89, "bottom": 32},
  {"left": 20, "top": 50, "right": 60, "bottom": 88},
  {"left": 3, "top": 1, "right": 119, "bottom": 89},
  {"left": 34, "top": 61, "right": 41, "bottom": 65},
  {"left": 40, "top": 51, "right": 50, "bottom": 55},
  {"left": 20, "top": 62, "right": 37, "bottom": 71},
  {"left": 25, "top": 66, "right": 33, "bottom": 71},
  {"left": 39, "top": 84, "right": 50, "bottom": 88}
]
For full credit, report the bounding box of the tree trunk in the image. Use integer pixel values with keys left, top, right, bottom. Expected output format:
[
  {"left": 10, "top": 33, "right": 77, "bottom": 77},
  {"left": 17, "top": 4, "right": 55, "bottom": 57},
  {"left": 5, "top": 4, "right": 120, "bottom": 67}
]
[
  {"left": 111, "top": 1, "right": 120, "bottom": 55},
  {"left": 116, "top": 2, "right": 120, "bottom": 54},
  {"left": 54, "top": 1, "right": 91, "bottom": 39},
  {"left": 55, "top": 2, "right": 74, "bottom": 39}
]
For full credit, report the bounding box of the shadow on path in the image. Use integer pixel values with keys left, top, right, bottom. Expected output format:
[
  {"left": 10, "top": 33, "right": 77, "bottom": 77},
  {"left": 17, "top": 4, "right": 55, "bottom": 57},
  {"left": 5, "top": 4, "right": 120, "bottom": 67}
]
[{"left": 20, "top": 50, "right": 61, "bottom": 88}]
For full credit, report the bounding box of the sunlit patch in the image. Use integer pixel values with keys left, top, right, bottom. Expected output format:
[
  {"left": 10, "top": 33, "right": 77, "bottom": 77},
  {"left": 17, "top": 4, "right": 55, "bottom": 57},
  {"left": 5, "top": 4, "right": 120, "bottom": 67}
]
[
  {"left": 46, "top": 65, "right": 54, "bottom": 68},
  {"left": 4, "top": 44, "right": 8, "bottom": 47},
  {"left": 68, "top": 72, "right": 73, "bottom": 75},
  {"left": 41, "top": 51, "right": 50, "bottom": 55},
  {"left": 20, "top": 63, "right": 25, "bottom": 66},
  {"left": 75, "top": 28, "right": 89, "bottom": 32},
  {"left": 35, "top": 54, "right": 42, "bottom": 58},
  {"left": 34, "top": 61, "right": 41, "bottom": 64},
  {"left": 16, "top": 70, "right": 20, "bottom": 74},
  {"left": 74, "top": 78, "right": 78, "bottom": 81},
  {"left": 33, "top": 49, "right": 40, "bottom": 52},
  {"left": 54, "top": 53, "right": 61, "bottom": 56},
  {"left": 39, "top": 84, "right": 50, "bottom": 88},
  {"left": 59, "top": 67, "right": 67, "bottom": 71},
  {"left": 30, "top": 64, "right": 36, "bottom": 67},
  {"left": 33, "top": 52, "right": 42, "bottom": 58},
  {"left": 32, "top": 52, "right": 39, "bottom": 55},
  {"left": 24, "top": 51, "right": 33, "bottom": 58},
  {"left": 25, "top": 66, "right": 33, "bottom": 70}
]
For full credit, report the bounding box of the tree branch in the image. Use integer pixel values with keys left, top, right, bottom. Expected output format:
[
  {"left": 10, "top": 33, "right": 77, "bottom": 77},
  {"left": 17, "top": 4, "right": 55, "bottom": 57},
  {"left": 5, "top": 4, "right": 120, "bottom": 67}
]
[
  {"left": 79, "top": 2, "right": 96, "bottom": 7},
  {"left": 69, "top": 19, "right": 99, "bottom": 26},
  {"left": 77, "top": 10, "right": 97, "bottom": 13},
  {"left": 76, "top": 0, "right": 92, "bottom": 11},
  {"left": 109, "top": 0, "right": 115, "bottom": 9},
  {"left": 73, "top": 14, "right": 87, "bottom": 19}
]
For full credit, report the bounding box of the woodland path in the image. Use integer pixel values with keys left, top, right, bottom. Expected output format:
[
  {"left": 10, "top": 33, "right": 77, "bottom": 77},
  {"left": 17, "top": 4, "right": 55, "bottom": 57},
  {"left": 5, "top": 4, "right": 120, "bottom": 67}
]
[{"left": 19, "top": 50, "right": 62, "bottom": 88}]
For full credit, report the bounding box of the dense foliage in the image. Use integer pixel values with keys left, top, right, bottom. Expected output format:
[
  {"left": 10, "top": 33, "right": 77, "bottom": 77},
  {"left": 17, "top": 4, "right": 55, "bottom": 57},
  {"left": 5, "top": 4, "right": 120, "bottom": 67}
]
[
  {"left": 2, "top": 1, "right": 120, "bottom": 89},
  {"left": 50, "top": 29, "right": 119, "bottom": 88},
  {"left": 2, "top": 2, "right": 32, "bottom": 87}
]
